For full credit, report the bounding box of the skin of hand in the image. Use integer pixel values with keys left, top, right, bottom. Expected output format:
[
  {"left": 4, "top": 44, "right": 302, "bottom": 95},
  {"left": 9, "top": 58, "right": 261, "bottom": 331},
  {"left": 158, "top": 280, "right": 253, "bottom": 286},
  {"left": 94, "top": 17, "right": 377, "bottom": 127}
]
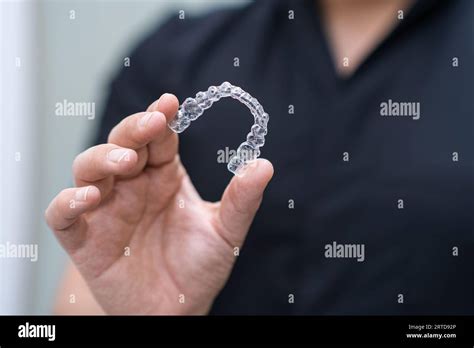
[{"left": 45, "top": 94, "right": 274, "bottom": 315}]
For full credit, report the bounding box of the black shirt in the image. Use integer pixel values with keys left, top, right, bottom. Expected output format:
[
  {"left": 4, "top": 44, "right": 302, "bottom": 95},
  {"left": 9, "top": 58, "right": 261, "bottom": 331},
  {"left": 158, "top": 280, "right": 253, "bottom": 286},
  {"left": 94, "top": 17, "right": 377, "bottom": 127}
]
[{"left": 96, "top": 0, "right": 474, "bottom": 314}]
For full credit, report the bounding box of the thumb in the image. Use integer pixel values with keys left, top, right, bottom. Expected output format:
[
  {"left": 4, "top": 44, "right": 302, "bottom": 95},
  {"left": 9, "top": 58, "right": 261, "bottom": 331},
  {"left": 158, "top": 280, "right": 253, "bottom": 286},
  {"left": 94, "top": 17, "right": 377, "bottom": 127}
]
[{"left": 217, "top": 158, "right": 274, "bottom": 247}]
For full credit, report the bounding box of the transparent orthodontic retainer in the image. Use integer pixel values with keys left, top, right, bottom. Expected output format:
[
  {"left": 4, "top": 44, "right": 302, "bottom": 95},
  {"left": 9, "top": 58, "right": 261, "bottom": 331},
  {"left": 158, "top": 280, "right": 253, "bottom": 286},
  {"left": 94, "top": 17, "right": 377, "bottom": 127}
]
[{"left": 168, "top": 81, "right": 269, "bottom": 175}]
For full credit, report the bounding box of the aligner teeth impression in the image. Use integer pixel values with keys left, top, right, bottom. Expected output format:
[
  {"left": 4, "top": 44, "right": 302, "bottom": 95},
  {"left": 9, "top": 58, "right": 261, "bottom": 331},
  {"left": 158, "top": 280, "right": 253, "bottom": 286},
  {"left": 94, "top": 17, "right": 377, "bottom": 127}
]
[{"left": 168, "top": 81, "right": 269, "bottom": 175}]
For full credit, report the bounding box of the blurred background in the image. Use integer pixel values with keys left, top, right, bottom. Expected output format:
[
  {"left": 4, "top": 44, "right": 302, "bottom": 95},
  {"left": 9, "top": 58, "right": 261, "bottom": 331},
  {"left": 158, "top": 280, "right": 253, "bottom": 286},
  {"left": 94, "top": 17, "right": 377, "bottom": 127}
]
[{"left": 0, "top": 0, "right": 249, "bottom": 314}]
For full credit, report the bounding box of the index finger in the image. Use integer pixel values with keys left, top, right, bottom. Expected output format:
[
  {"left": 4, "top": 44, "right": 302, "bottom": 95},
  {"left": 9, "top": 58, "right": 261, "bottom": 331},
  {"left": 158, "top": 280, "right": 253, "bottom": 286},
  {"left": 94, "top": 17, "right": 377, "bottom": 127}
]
[
  {"left": 107, "top": 110, "right": 167, "bottom": 149},
  {"left": 145, "top": 93, "right": 180, "bottom": 167},
  {"left": 108, "top": 94, "right": 180, "bottom": 168}
]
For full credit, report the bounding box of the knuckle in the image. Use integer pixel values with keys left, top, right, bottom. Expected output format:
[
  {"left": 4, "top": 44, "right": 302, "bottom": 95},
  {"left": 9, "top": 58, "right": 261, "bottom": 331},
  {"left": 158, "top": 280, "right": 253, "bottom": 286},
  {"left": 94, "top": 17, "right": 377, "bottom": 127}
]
[
  {"left": 72, "top": 154, "right": 82, "bottom": 174},
  {"left": 45, "top": 191, "right": 67, "bottom": 228},
  {"left": 58, "top": 189, "right": 72, "bottom": 209},
  {"left": 72, "top": 147, "right": 92, "bottom": 174},
  {"left": 72, "top": 145, "right": 107, "bottom": 178},
  {"left": 44, "top": 206, "right": 53, "bottom": 227}
]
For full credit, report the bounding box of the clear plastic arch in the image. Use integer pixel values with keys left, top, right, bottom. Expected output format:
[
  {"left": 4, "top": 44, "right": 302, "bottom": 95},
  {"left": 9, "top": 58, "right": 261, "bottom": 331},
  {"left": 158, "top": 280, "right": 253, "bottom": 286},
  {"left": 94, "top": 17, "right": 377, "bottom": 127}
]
[{"left": 168, "top": 82, "right": 269, "bottom": 175}]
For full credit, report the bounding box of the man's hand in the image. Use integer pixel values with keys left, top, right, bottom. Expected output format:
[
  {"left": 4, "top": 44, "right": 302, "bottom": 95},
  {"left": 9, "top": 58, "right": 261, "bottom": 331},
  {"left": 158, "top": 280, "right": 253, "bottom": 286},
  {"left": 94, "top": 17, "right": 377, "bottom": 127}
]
[{"left": 45, "top": 94, "right": 273, "bottom": 314}]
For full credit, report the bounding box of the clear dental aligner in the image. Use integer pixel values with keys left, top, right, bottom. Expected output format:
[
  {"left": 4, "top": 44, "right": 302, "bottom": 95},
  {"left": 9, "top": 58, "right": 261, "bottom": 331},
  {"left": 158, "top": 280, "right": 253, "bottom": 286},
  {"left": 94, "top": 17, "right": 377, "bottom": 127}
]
[{"left": 168, "top": 81, "right": 269, "bottom": 175}]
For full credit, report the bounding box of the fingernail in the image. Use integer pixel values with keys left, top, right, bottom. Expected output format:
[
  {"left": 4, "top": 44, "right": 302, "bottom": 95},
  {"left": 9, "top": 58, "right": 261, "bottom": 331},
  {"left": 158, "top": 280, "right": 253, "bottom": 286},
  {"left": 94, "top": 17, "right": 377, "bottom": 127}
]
[
  {"left": 75, "top": 186, "right": 91, "bottom": 201},
  {"left": 139, "top": 112, "right": 155, "bottom": 127},
  {"left": 108, "top": 149, "right": 130, "bottom": 163}
]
